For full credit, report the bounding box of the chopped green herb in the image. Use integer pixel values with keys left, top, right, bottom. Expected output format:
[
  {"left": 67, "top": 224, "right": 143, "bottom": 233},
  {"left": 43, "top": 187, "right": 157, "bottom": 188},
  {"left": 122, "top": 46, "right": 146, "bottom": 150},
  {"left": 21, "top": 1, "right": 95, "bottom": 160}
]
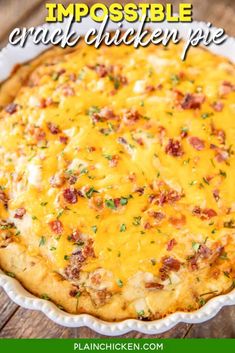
[
  {"left": 52, "top": 72, "right": 59, "bottom": 81},
  {"left": 189, "top": 180, "right": 197, "bottom": 186},
  {"left": 85, "top": 187, "right": 98, "bottom": 199},
  {"left": 133, "top": 216, "right": 141, "bottom": 226},
  {"left": 78, "top": 69, "right": 85, "bottom": 80},
  {"left": 198, "top": 298, "right": 206, "bottom": 307},
  {"left": 203, "top": 177, "right": 209, "bottom": 185},
  {"left": 150, "top": 258, "right": 156, "bottom": 266},
  {"left": 105, "top": 199, "right": 116, "bottom": 210},
  {"left": 223, "top": 271, "right": 230, "bottom": 278},
  {"left": 192, "top": 242, "right": 200, "bottom": 252},
  {"left": 120, "top": 197, "right": 128, "bottom": 206},
  {"left": 220, "top": 251, "right": 228, "bottom": 260},
  {"left": 32, "top": 215, "right": 38, "bottom": 220},
  {"left": 0, "top": 223, "right": 14, "bottom": 230},
  {"left": 87, "top": 106, "right": 100, "bottom": 117},
  {"left": 170, "top": 74, "right": 180, "bottom": 85},
  {"left": 40, "top": 202, "right": 48, "bottom": 207},
  {"left": 50, "top": 246, "right": 57, "bottom": 251},
  {"left": 41, "top": 294, "right": 50, "bottom": 300},
  {"left": 224, "top": 219, "right": 235, "bottom": 228},
  {"left": 103, "top": 154, "right": 113, "bottom": 161},
  {"left": 57, "top": 209, "right": 64, "bottom": 219},
  {"left": 39, "top": 236, "right": 46, "bottom": 247},
  {"left": 91, "top": 225, "right": 98, "bottom": 234},
  {"left": 219, "top": 169, "right": 227, "bottom": 178},
  {"left": 137, "top": 310, "right": 145, "bottom": 317},
  {"left": 117, "top": 279, "right": 123, "bottom": 287},
  {"left": 64, "top": 255, "right": 70, "bottom": 260},
  {"left": 210, "top": 158, "right": 215, "bottom": 168},
  {"left": 201, "top": 112, "right": 213, "bottom": 119},
  {"left": 6, "top": 271, "right": 15, "bottom": 278},
  {"left": 120, "top": 223, "right": 126, "bottom": 232}
]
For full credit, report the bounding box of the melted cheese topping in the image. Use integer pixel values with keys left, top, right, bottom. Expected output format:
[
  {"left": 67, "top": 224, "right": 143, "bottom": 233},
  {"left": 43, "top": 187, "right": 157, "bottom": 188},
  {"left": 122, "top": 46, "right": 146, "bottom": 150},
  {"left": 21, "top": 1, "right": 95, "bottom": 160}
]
[{"left": 0, "top": 42, "right": 235, "bottom": 319}]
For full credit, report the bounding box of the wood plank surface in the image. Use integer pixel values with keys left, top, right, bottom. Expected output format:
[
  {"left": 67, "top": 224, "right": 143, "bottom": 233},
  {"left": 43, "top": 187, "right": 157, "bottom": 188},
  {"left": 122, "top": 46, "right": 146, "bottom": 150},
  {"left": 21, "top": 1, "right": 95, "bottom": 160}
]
[{"left": 0, "top": 0, "right": 235, "bottom": 338}]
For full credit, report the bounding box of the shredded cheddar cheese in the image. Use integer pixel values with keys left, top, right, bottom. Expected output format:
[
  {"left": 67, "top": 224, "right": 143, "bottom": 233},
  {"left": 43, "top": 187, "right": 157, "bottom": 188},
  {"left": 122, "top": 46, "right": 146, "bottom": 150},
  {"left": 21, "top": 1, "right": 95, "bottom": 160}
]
[{"left": 0, "top": 42, "right": 235, "bottom": 320}]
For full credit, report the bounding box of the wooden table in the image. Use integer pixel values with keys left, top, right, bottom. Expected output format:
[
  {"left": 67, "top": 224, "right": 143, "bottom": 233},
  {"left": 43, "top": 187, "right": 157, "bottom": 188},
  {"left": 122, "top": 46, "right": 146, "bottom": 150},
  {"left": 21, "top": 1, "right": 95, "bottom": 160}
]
[{"left": 0, "top": 0, "right": 235, "bottom": 338}]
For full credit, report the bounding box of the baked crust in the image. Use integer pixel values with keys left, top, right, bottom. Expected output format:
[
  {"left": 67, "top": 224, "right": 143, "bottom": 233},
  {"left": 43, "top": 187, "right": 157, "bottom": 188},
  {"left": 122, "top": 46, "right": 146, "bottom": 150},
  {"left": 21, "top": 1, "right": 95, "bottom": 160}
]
[{"left": 0, "top": 42, "right": 235, "bottom": 321}]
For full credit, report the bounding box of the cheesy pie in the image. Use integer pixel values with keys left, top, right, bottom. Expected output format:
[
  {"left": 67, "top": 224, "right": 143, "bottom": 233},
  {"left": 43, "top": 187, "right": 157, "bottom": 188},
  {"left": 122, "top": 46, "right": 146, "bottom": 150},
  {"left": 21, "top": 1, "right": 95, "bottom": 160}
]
[{"left": 0, "top": 42, "right": 235, "bottom": 321}]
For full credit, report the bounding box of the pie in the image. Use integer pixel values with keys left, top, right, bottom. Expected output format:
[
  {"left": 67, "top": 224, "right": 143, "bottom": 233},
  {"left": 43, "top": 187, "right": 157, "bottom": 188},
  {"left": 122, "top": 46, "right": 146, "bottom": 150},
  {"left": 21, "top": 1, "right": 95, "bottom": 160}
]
[{"left": 0, "top": 42, "right": 235, "bottom": 321}]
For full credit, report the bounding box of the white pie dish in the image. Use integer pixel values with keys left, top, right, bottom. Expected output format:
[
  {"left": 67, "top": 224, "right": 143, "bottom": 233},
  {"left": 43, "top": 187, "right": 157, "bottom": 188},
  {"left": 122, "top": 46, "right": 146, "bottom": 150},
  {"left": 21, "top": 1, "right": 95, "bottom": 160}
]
[{"left": 0, "top": 18, "right": 235, "bottom": 336}]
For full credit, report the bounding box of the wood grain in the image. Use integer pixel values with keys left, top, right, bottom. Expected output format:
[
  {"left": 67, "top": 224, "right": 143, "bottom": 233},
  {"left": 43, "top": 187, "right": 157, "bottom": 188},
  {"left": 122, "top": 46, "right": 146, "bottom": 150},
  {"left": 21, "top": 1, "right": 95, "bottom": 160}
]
[{"left": 0, "top": 0, "right": 234, "bottom": 338}]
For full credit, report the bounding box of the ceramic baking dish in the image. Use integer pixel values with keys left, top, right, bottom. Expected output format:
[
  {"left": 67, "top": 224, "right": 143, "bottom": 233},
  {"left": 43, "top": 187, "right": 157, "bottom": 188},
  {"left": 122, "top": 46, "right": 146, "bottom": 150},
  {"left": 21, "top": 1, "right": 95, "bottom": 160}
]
[{"left": 0, "top": 18, "right": 235, "bottom": 336}]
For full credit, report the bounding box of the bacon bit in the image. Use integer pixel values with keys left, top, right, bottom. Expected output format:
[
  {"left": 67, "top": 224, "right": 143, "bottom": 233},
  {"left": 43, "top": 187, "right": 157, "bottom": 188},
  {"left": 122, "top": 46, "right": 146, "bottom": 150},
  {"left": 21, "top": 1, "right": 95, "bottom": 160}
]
[
  {"left": 157, "top": 125, "right": 166, "bottom": 145},
  {"left": 188, "top": 255, "right": 198, "bottom": 271},
  {"left": 69, "top": 73, "right": 77, "bottom": 82},
  {"left": 0, "top": 190, "right": 8, "bottom": 209},
  {"left": 212, "top": 101, "right": 224, "bottom": 112},
  {"left": 149, "top": 211, "right": 165, "bottom": 222},
  {"left": 160, "top": 257, "right": 181, "bottom": 278},
  {"left": 162, "top": 257, "right": 181, "bottom": 271},
  {"left": 213, "top": 189, "right": 220, "bottom": 202},
  {"left": 215, "top": 150, "right": 229, "bottom": 163},
  {"left": 65, "top": 238, "right": 95, "bottom": 280},
  {"left": 5, "top": 103, "right": 18, "bottom": 115},
  {"left": 64, "top": 251, "right": 84, "bottom": 280},
  {"left": 89, "top": 196, "right": 104, "bottom": 211},
  {"left": 83, "top": 238, "right": 95, "bottom": 258},
  {"left": 118, "top": 137, "right": 128, "bottom": 145},
  {"left": 134, "top": 187, "right": 145, "bottom": 195},
  {"left": 87, "top": 146, "right": 96, "bottom": 152},
  {"left": 27, "top": 125, "right": 46, "bottom": 142},
  {"left": 47, "top": 122, "right": 61, "bottom": 134},
  {"left": 68, "top": 175, "right": 77, "bottom": 185},
  {"left": 211, "top": 124, "right": 226, "bottom": 144},
  {"left": 209, "top": 244, "right": 224, "bottom": 264},
  {"left": 167, "top": 238, "right": 177, "bottom": 251},
  {"left": 90, "top": 272, "right": 102, "bottom": 286},
  {"left": 136, "top": 137, "right": 144, "bottom": 146},
  {"left": 109, "top": 155, "right": 119, "bottom": 167},
  {"left": 90, "top": 288, "right": 112, "bottom": 307},
  {"left": 145, "top": 85, "right": 155, "bottom": 93},
  {"left": 156, "top": 83, "right": 163, "bottom": 90},
  {"left": 165, "top": 139, "right": 184, "bottom": 157},
  {"left": 95, "top": 64, "right": 109, "bottom": 78},
  {"left": 70, "top": 229, "right": 81, "bottom": 242},
  {"left": 144, "top": 222, "right": 152, "bottom": 230},
  {"left": 63, "top": 188, "right": 79, "bottom": 204},
  {"left": 169, "top": 215, "right": 186, "bottom": 229},
  {"left": 39, "top": 97, "right": 53, "bottom": 109},
  {"left": 14, "top": 208, "right": 26, "bottom": 219},
  {"left": 113, "top": 198, "right": 121, "bottom": 208},
  {"left": 219, "top": 81, "right": 235, "bottom": 96},
  {"left": 49, "top": 220, "right": 63, "bottom": 234},
  {"left": 128, "top": 173, "right": 136, "bottom": 183},
  {"left": 69, "top": 289, "right": 80, "bottom": 297},
  {"left": 149, "top": 189, "right": 182, "bottom": 206},
  {"left": 59, "top": 135, "right": 69, "bottom": 144},
  {"left": 145, "top": 282, "right": 164, "bottom": 290},
  {"left": 188, "top": 136, "right": 205, "bottom": 151},
  {"left": 198, "top": 244, "right": 211, "bottom": 259},
  {"left": 50, "top": 173, "right": 65, "bottom": 188},
  {"left": 180, "top": 130, "right": 188, "bottom": 139},
  {"left": 62, "top": 85, "right": 75, "bottom": 97},
  {"left": 192, "top": 206, "right": 217, "bottom": 220},
  {"left": 181, "top": 93, "right": 205, "bottom": 110},
  {"left": 123, "top": 109, "right": 141, "bottom": 125},
  {"left": 92, "top": 107, "right": 116, "bottom": 123}
]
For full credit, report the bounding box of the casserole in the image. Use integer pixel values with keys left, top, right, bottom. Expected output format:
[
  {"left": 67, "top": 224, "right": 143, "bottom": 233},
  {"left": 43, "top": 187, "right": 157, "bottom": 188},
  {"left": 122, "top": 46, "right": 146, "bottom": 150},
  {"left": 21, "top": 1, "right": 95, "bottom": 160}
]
[{"left": 0, "top": 18, "right": 235, "bottom": 335}]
